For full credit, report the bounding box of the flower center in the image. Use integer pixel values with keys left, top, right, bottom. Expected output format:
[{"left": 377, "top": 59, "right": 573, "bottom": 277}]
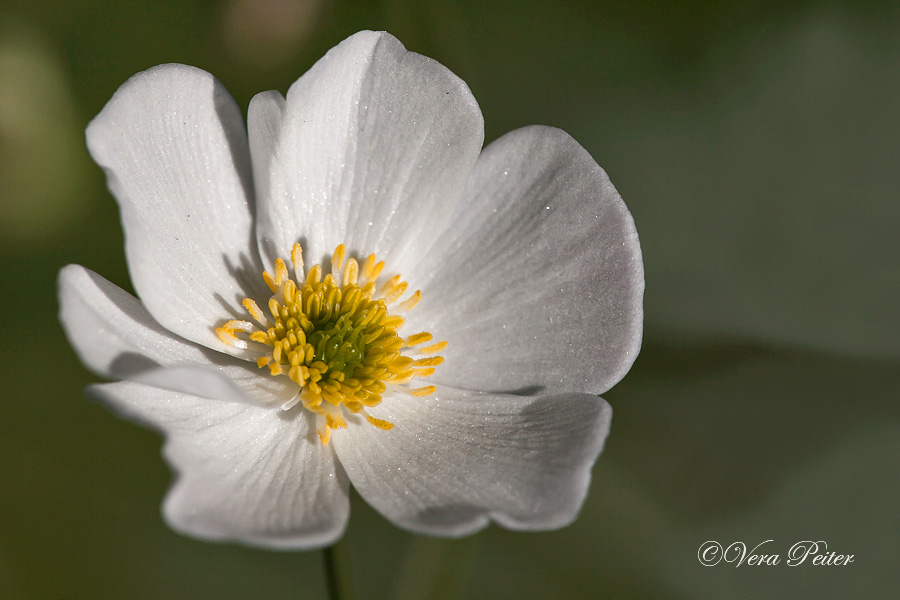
[{"left": 216, "top": 244, "right": 443, "bottom": 445}]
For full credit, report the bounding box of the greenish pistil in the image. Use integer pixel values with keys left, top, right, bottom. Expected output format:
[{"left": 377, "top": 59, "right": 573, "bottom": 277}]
[{"left": 310, "top": 313, "right": 368, "bottom": 376}]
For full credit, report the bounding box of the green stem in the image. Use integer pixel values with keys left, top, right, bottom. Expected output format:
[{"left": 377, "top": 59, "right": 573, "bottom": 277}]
[{"left": 322, "top": 535, "right": 357, "bottom": 600}]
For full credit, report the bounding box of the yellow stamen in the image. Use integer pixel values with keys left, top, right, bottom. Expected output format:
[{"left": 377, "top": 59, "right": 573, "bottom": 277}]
[
  {"left": 242, "top": 298, "right": 268, "bottom": 327},
  {"left": 215, "top": 243, "right": 445, "bottom": 445},
  {"left": 331, "top": 243, "right": 345, "bottom": 279},
  {"left": 417, "top": 341, "right": 448, "bottom": 354},
  {"left": 318, "top": 427, "right": 331, "bottom": 446},
  {"left": 379, "top": 274, "right": 402, "bottom": 298},
  {"left": 408, "top": 386, "right": 437, "bottom": 397},
  {"left": 291, "top": 243, "right": 304, "bottom": 280},
  {"left": 263, "top": 271, "right": 278, "bottom": 293},
  {"left": 274, "top": 258, "right": 288, "bottom": 286},
  {"left": 363, "top": 412, "right": 394, "bottom": 431},
  {"left": 397, "top": 290, "right": 421, "bottom": 312},
  {"left": 412, "top": 356, "right": 444, "bottom": 367},
  {"left": 343, "top": 258, "right": 359, "bottom": 286},
  {"left": 360, "top": 254, "right": 376, "bottom": 282},
  {"left": 405, "top": 332, "right": 433, "bottom": 347}
]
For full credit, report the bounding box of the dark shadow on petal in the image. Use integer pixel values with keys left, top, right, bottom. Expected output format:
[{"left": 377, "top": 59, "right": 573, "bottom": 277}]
[
  {"left": 411, "top": 504, "right": 485, "bottom": 532},
  {"left": 495, "top": 385, "right": 545, "bottom": 397},
  {"left": 258, "top": 236, "right": 281, "bottom": 271},
  {"left": 212, "top": 82, "right": 255, "bottom": 214},
  {"left": 109, "top": 352, "right": 162, "bottom": 378},
  {"left": 211, "top": 81, "right": 266, "bottom": 306},
  {"left": 222, "top": 251, "right": 268, "bottom": 304},
  {"left": 211, "top": 291, "right": 246, "bottom": 324}
]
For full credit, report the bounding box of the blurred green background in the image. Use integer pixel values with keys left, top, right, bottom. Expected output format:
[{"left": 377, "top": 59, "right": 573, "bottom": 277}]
[{"left": 1, "top": 0, "right": 898, "bottom": 598}]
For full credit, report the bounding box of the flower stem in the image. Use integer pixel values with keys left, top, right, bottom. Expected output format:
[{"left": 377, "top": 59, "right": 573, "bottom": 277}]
[{"left": 322, "top": 535, "right": 357, "bottom": 600}]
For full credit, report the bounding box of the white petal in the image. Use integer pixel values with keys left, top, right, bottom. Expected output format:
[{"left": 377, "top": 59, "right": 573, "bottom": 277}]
[
  {"left": 57, "top": 264, "right": 288, "bottom": 403},
  {"left": 331, "top": 386, "right": 611, "bottom": 536},
  {"left": 250, "top": 30, "right": 484, "bottom": 273},
  {"left": 407, "top": 126, "right": 644, "bottom": 395},
  {"left": 247, "top": 90, "right": 285, "bottom": 264},
  {"left": 90, "top": 369, "right": 349, "bottom": 549},
  {"left": 86, "top": 64, "right": 268, "bottom": 355}
]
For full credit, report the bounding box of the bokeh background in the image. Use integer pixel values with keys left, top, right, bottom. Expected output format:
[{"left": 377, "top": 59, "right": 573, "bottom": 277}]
[{"left": 1, "top": 0, "right": 898, "bottom": 598}]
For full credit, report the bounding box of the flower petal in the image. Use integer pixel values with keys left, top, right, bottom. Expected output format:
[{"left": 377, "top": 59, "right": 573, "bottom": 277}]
[
  {"left": 57, "top": 264, "right": 288, "bottom": 403},
  {"left": 407, "top": 126, "right": 644, "bottom": 395},
  {"left": 250, "top": 30, "right": 484, "bottom": 273},
  {"left": 89, "top": 369, "right": 349, "bottom": 549},
  {"left": 85, "top": 64, "right": 267, "bottom": 355},
  {"left": 331, "top": 386, "right": 611, "bottom": 536}
]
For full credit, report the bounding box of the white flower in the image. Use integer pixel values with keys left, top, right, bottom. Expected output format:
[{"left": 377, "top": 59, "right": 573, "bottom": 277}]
[{"left": 58, "top": 31, "right": 644, "bottom": 549}]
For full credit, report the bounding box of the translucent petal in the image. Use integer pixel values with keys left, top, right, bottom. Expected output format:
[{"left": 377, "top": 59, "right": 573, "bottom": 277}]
[
  {"left": 332, "top": 386, "right": 611, "bottom": 536},
  {"left": 407, "top": 126, "right": 644, "bottom": 395},
  {"left": 85, "top": 64, "right": 267, "bottom": 355},
  {"left": 58, "top": 264, "right": 288, "bottom": 403},
  {"left": 90, "top": 370, "right": 349, "bottom": 549},
  {"left": 250, "top": 30, "right": 484, "bottom": 275}
]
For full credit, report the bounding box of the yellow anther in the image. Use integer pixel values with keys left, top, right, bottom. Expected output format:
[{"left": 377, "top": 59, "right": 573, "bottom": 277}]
[
  {"left": 412, "top": 356, "right": 444, "bottom": 367},
  {"left": 379, "top": 274, "right": 402, "bottom": 298},
  {"left": 387, "top": 355, "right": 413, "bottom": 370},
  {"left": 263, "top": 270, "right": 278, "bottom": 293},
  {"left": 383, "top": 281, "right": 408, "bottom": 304},
  {"left": 405, "top": 332, "right": 433, "bottom": 347},
  {"left": 391, "top": 373, "right": 416, "bottom": 385},
  {"left": 361, "top": 281, "right": 376, "bottom": 297},
  {"left": 364, "top": 413, "right": 394, "bottom": 430},
  {"left": 302, "top": 393, "right": 322, "bottom": 409},
  {"left": 325, "top": 413, "right": 347, "bottom": 429},
  {"left": 291, "top": 243, "right": 304, "bottom": 280},
  {"left": 274, "top": 258, "right": 288, "bottom": 286},
  {"left": 216, "top": 329, "right": 243, "bottom": 348},
  {"left": 344, "top": 399, "right": 363, "bottom": 412},
  {"left": 307, "top": 264, "right": 322, "bottom": 285},
  {"left": 415, "top": 367, "right": 436, "bottom": 377},
  {"left": 409, "top": 386, "right": 437, "bottom": 397},
  {"left": 331, "top": 244, "right": 345, "bottom": 279},
  {"left": 268, "top": 298, "right": 281, "bottom": 319},
  {"left": 249, "top": 331, "right": 269, "bottom": 344},
  {"left": 242, "top": 298, "right": 268, "bottom": 326},
  {"left": 360, "top": 254, "right": 376, "bottom": 282},
  {"left": 318, "top": 427, "right": 331, "bottom": 446},
  {"left": 359, "top": 394, "right": 382, "bottom": 407},
  {"left": 223, "top": 319, "right": 253, "bottom": 332},
  {"left": 397, "top": 290, "right": 421, "bottom": 312},
  {"left": 216, "top": 320, "right": 255, "bottom": 349},
  {"left": 371, "top": 261, "right": 385, "bottom": 280},
  {"left": 384, "top": 315, "right": 405, "bottom": 329},
  {"left": 343, "top": 258, "right": 359, "bottom": 286},
  {"left": 366, "top": 380, "right": 386, "bottom": 395},
  {"left": 289, "top": 365, "right": 306, "bottom": 385},
  {"left": 417, "top": 341, "right": 448, "bottom": 354},
  {"left": 282, "top": 279, "right": 297, "bottom": 304}
]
